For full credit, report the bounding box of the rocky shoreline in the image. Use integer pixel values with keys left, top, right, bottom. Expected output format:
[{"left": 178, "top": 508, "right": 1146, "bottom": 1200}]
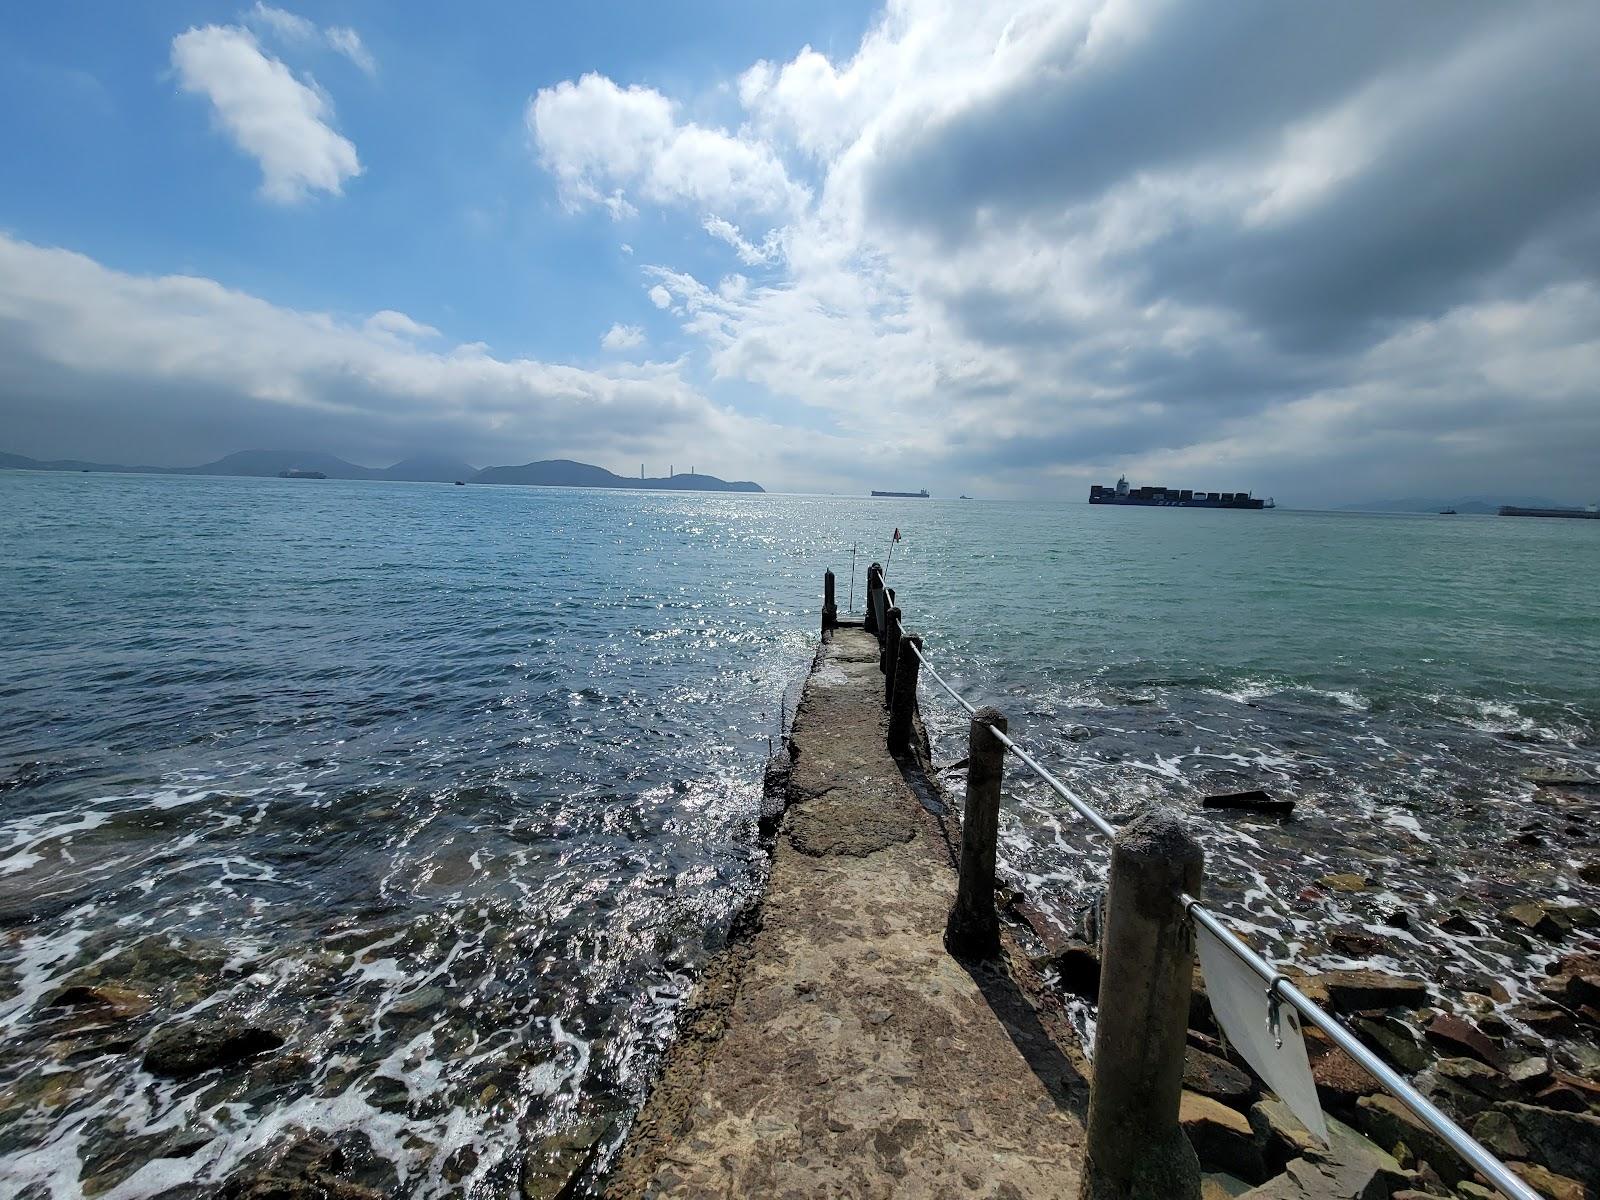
[{"left": 1022, "top": 889, "right": 1600, "bottom": 1198}]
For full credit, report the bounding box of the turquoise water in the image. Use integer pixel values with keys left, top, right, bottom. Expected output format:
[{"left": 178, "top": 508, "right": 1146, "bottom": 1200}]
[{"left": 2, "top": 471, "right": 1597, "bottom": 1196}]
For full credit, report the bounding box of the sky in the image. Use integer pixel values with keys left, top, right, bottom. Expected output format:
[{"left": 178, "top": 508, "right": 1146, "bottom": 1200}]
[{"left": 1, "top": 1, "right": 1598, "bottom": 505}]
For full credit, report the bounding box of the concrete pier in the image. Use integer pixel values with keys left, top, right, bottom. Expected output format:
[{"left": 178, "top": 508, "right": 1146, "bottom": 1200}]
[{"left": 608, "top": 626, "right": 1086, "bottom": 1197}]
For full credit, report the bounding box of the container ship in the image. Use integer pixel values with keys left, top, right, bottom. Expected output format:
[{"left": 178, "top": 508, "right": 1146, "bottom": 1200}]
[
  {"left": 1089, "top": 475, "right": 1267, "bottom": 509},
  {"left": 871, "top": 488, "right": 930, "bottom": 498}
]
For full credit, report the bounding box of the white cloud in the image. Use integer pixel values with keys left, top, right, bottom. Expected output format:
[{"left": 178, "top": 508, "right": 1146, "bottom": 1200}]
[
  {"left": 171, "top": 25, "right": 361, "bottom": 203},
  {"left": 325, "top": 27, "right": 376, "bottom": 77},
  {"left": 601, "top": 323, "right": 645, "bottom": 351},
  {"left": 0, "top": 234, "right": 804, "bottom": 476},
  {"left": 528, "top": 73, "right": 807, "bottom": 221},
  {"left": 703, "top": 216, "right": 779, "bottom": 266},
  {"left": 364, "top": 310, "right": 440, "bottom": 341},
  {"left": 245, "top": 2, "right": 315, "bottom": 43},
  {"left": 524, "top": 0, "right": 1600, "bottom": 504},
  {"left": 246, "top": 4, "right": 377, "bottom": 76}
]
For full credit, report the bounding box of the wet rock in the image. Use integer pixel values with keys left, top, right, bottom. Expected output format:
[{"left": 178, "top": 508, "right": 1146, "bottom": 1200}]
[
  {"left": 1503, "top": 903, "right": 1572, "bottom": 940},
  {"left": 759, "top": 750, "right": 792, "bottom": 839},
  {"left": 1328, "top": 929, "right": 1384, "bottom": 958},
  {"left": 1532, "top": 1080, "right": 1591, "bottom": 1113},
  {"left": 1311, "top": 1044, "right": 1385, "bottom": 1109},
  {"left": 1355, "top": 1094, "right": 1471, "bottom": 1188},
  {"left": 1507, "top": 1002, "right": 1578, "bottom": 1038},
  {"left": 1468, "top": 1109, "right": 1528, "bottom": 1161},
  {"left": 1203, "top": 790, "right": 1294, "bottom": 815},
  {"left": 1235, "top": 1132, "right": 1404, "bottom": 1200},
  {"left": 1380, "top": 909, "right": 1413, "bottom": 932},
  {"left": 1182, "top": 1091, "right": 1266, "bottom": 1182},
  {"left": 1539, "top": 973, "right": 1600, "bottom": 1009},
  {"left": 1202, "top": 1171, "right": 1253, "bottom": 1198},
  {"left": 1508, "top": 1055, "right": 1554, "bottom": 1091},
  {"left": 1350, "top": 1014, "right": 1431, "bottom": 1074},
  {"left": 142, "top": 1018, "right": 285, "bottom": 1080},
  {"left": 1507, "top": 1162, "right": 1589, "bottom": 1200},
  {"left": 219, "top": 1130, "right": 380, "bottom": 1200},
  {"left": 1034, "top": 939, "right": 1100, "bottom": 999},
  {"left": 1423, "top": 1013, "right": 1504, "bottom": 1070},
  {"left": 1579, "top": 862, "right": 1600, "bottom": 886},
  {"left": 521, "top": 1120, "right": 611, "bottom": 1200},
  {"left": 1432, "top": 1057, "right": 1508, "bottom": 1101},
  {"left": 387, "top": 985, "right": 445, "bottom": 1017},
  {"left": 1438, "top": 911, "right": 1484, "bottom": 937},
  {"left": 1249, "top": 1099, "right": 1320, "bottom": 1169},
  {"left": 1318, "top": 874, "right": 1371, "bottom": 894},
  {"left": 1522, "top": 767, "right": 1600, "bottom": 787},
  {"left": 1186, "top": 1047, "right": 1256, "bottom": 1108},
  {"left": 1300, "top": 969, "right": 1429, "bottom": 1014},
  {"left": 44, "top": 983, "right": 151, "bottom": 1022},
  {"left": 1493, "top": 1102, "right": 1600, "bottom": 1184}
]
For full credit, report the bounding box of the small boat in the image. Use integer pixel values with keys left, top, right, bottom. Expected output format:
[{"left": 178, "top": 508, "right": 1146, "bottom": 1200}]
[
  {"left": 454, "top": 480, "right": 465, "bottom": 486},
  {"left": 1439, "top": 508, "right": 1457, "bottom": 515},
  {"left": 959, "top": 494, "right": 972, "bottom": 500}
]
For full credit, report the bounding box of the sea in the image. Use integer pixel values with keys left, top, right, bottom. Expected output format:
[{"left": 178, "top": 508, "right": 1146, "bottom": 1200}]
[{"left": 2, "top": 471, "right": 1597, "bottom": 1197}]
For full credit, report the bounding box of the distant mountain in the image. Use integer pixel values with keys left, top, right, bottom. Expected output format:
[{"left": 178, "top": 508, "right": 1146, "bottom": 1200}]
[
  {"left": 380, "top": 455, "right": 477, "bottom": 483},
  {"left": 0, "top": 450, "right": 147, "bottom": 473},
  {"left": 175, "top": 450, "right": 383, "bottom": 479},
  {"left": 1339, "top": 495, "right": 1571, "bottom": 514},
  {"left": 2, "top": 449, "right": 762, "bottom": 492},
  {"left": 473, "top": 459, "right": 764, "bottom": 492}
]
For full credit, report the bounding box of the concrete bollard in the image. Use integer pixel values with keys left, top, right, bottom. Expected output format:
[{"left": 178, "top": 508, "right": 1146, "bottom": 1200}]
[
  {"left": 864, "top": 564, "right": 883, "bottom": 635},
  {"left": 882, "top": 606, "right": 902, "bottom": 698},
  {"left": 944, "top": 706, "right": 1007, "bottom": 958},
  {"left": 1079, "top": 809, "right": 1204, "bottom": 1200},
  {"left": 887, "top": 633, "right": 922, "bottom": 755},
  {"left": 822, "top": 569, "right": 837, "bottom": 635}
]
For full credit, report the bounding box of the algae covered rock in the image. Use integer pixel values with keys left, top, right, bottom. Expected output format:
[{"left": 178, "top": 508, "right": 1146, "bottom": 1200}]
[{"left": 142, "top": 1017, "right": 285, "bottom": 1079}]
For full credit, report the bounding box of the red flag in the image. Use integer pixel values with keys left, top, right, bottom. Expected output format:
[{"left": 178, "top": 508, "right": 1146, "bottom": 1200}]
[{"left": 893, "top": 528, "right": 901, "bottom": 542}]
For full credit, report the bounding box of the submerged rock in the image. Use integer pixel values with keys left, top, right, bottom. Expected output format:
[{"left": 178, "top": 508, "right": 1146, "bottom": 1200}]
[
  {"left": 44, "top": 983, "right": 151, "bottom": 1022},
  {"left": 1317, "top": 874, "right": 1371, "bottom": 894},
  {"left": 142, "top": 1018, "right": 284, "bottom": 1079},
  {"left": 521, "top": 1119, "right": 611, "bottom": 1200}
]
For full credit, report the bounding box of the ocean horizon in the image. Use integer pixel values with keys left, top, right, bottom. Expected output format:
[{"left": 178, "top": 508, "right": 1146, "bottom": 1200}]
[{"left": 2, "top": 469, "right": 1597, "bottom": 1196}]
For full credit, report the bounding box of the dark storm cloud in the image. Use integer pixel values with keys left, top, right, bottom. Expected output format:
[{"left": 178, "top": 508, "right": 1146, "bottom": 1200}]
[{"left": 866, "top": 4, "right": 1501, "bottom": 242}]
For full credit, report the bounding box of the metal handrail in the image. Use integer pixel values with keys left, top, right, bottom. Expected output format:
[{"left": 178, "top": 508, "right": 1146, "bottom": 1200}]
[{"left": 884, "top": 609, "right": 1540, "bottom": 1200}]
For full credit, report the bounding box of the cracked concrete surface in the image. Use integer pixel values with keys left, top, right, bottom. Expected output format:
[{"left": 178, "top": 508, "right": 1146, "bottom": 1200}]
[{"left": 607, "top": 627, "right": 1087, "bottom": 1198}]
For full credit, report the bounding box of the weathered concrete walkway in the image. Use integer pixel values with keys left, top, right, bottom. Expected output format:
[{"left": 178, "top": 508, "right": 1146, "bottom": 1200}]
[{"left": 608, "top": 627, "right": 1086, "bottom": 1198}]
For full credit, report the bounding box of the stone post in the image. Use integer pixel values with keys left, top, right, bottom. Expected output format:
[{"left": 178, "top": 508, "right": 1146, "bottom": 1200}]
[
  {"left": 887, "top": 634, "right": 922, "bottom": 755},
  {"left": 944, "top": 706, "right": 1007, "bottom": 958},
  {"left": 1079, "top": 809, "right": 1204, "bottom": 1200},
  {"left": 882, "top": 606, "right": 902, "bottom": 700},
  {"left": 864, "top": 564, "right": 883, "bottom": 635},
  {"left": 822, "top": 569, "right": 837, "bottom": 635}
]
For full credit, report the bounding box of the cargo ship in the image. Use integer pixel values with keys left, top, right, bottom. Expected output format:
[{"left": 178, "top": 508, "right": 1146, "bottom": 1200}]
[
  {"left": 1089, "top": 475, "right": 1264, "bottom": 509},
  {"left": 277, "top": 468, "right": 327, "bottom": 479},
  {"left": 871, "top": 488, "right": 929, "bottom": 498}
]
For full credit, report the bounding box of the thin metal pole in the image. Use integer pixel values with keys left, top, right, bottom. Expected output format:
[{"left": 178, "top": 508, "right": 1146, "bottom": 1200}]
[
  {"left": 902, "top": 628, "right": 1538, "bottom": 1200},
  {"left": 850, "top": 543, "right": 856, "bottom": 613},
  {"left": 1183, "top": 899, "right": 1540, "bottom": 1200}
]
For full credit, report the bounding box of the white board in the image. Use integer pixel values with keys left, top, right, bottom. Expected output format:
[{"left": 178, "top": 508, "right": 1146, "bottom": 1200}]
[{"left": 1195, "top": 922, "right": 1329, "bottom": 1144}]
